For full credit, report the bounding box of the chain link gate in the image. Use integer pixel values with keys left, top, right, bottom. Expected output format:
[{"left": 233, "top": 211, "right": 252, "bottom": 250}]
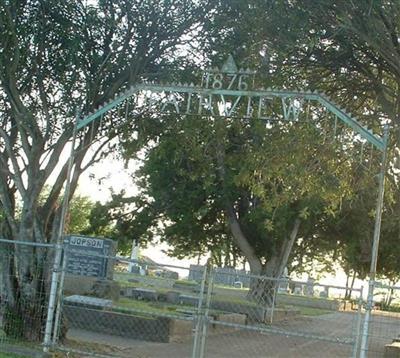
[
  {"left": 192, "top": 264, "right": 365, "bottom": 358},
  {"left": 363, "top": 282, "right": 400, "bottom": 356}
]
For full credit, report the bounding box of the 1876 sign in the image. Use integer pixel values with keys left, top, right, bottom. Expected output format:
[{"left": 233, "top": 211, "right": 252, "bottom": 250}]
[{"left": 143, "top": 55, "right": 303, "bottom": 122}]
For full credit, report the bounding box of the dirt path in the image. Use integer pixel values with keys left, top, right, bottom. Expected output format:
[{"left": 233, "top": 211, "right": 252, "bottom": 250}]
[{"left": 65, "top": 312, "right": 359, "bottom": 357}]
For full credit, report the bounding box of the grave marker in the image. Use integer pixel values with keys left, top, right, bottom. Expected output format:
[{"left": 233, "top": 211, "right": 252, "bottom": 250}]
[{"left": 64, "top": 235, "right": 115, "bottom": 279}]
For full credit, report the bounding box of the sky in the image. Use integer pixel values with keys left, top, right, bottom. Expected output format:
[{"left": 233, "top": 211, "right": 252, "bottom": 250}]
[{"left": 76, "top": 149, "right": 203, "bottom": 270}]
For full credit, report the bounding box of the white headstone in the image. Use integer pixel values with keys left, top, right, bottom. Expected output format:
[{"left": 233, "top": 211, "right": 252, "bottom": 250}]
[{"left": 128, "top": 239, "right": 140, "bottom": 272}]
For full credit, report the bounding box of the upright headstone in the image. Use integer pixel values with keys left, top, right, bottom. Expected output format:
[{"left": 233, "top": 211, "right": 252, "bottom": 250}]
[
  {"left": 128, "top": 239, "right": 140, "bottom": 273},
  {"left": 293, "top": 283, "right": 304, "bottom": 295},
  {"left": 233, "top": 281, "right": 243, "bottom": 289},
  {"left": 278, "top": 267, "right": 290, "bottom": 294},
  {"left": 319, "top": 286, "right": 330, "bottom": 298},
  {"left": 305, "top": 277, "right": 315, "bottom": 296},
  {"left": 64, "top": 235, "right": 115, "bottom": 279},
  {"left": 63, "top": 235, "right": 116, "bottom": 295},
  {"left": 188, "top": 265, "right": 204, "bottom": 282}
]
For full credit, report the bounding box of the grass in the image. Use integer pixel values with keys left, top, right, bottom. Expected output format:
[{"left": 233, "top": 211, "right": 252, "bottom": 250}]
[
  {"left": 117, "top": 297, "right": 177, "bottom": 312},
  {"left": 114, "top": 272, "right": 179, "bottom": 294},
  {"left": 294, "top": 306, "right": 333, "bottom": 316},
  {"left": 113, "top": 271, "right": 341, "bottom": 319},
  {"left": 214, "top": 284, "right": 248, "bottom": 291},
  {"left": 174, "top": 279, "right": 197, "bottom": 287},
  {"left": 114, "top": 297, "right": 197, "bottom": 317},
  {"left": 279, "top": 292, "right": 335, "bottom": 302},
  {"left": 213, "top": 294, "right": 260, "bottom": 307},
  {"left": 114, "top": 271, "right": 175, "bottom": 284}
]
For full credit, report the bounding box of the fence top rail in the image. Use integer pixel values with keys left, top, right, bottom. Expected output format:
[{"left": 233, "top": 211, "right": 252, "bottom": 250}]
[
  {"left": 214, "top": 269, "right": 363, "bottom": 293},
  {"left": 4, "top": 236, "right": 360, "bottom": 294},
  {"left": 375, "top": 281, "right": 400, "bottom": 290},
  {"left": 0, "top": 237, "right": 57, "bottom": 248},
  {"left": 115, "top": 256, "right": 193, "bottom": 272},
  {"left": 289, "top": 279, "right": 363, "bottom": 293}
]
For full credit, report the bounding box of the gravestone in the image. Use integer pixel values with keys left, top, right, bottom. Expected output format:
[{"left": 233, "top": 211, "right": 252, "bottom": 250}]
[
  {"left": 130, "top": 265, "right": 141, "bottom": 274},
  {"left": 293, "top": 283, "right": 303, "bottom": 295},
  {"left": 64, "top": 235, "right": 115, "bottom": 279},
  {"left": 188, "top": 264, "right": 204, "bottom": 282},
  {"left": 63, "top": 235, "right": 116, "bottom": 296},
  {"left": 234, "top": 281, "right": 243, "bottom": 289},
  {"left": 278, "top": 268, "right": 290, "bottom": 293},
  {"left": 305, "top": 277, "right": 315, "bottom": 296},
  {"left": 64, "top": 295, "right": 113, "bottom": 309},
  {"left": 319, "top": 286, "right": 330, "bottom": 298},
  {"left": 278, "top": 279, "right": 290, "bottom": 294}
]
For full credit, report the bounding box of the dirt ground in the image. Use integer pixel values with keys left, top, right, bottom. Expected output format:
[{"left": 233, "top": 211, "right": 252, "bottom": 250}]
[
  {"left": 1, "top": 310, "right": 399, "bottom": 357},
  {"left": 65, "top": 312, "right": 361, "bottom": 358}
]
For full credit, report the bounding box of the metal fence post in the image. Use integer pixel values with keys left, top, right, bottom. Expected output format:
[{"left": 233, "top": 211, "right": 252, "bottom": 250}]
[
  {"left": 43, "top": 113, "right": 79, "bottom": 352},
  {"left": 269, "top": 278, "right": 279, "bottom": 324},
  {"left": 360, "top": 125, "right": 389, "bottom": 358},
  {"left": 199, "top": 267, "right": 214, "bottom": 358},
  {"left": 192, "top": 264, "right": 209, "bottom": 358},
  {"left": 43, "top": 244, "right": 63, "bottom": 352},
  {"left": 52, "top": 246, "right": 68, "bottom": 344},
  {"left": 352, "top": 285, "right": 364, "bottom": 358}
]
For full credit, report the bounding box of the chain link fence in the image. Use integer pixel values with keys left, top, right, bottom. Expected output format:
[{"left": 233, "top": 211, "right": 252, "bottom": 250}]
[
  {"left": 54, "top": 252, "right": 365, "bottom": 358},
  {"left": 203, "top": 269, "right": 363, "bottom": 358},
  {"left": 56, "top": 249, "right": 203, "bottom": 357},
  {"left": 0, "top": 238, "right": 56, "bottom": 357},
  {"left": 363, "top": 282, "right": 400, "bottom": 357},
  {"left": 2, "top": 237, "right": 400, "bottom": 357}
]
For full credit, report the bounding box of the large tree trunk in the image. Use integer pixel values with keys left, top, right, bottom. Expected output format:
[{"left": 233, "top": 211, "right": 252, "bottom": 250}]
[
  {"left": 215, "top": 122, "right": 301, "bottom": 311},
  {"left": 1, "top": 241, "right": 48, "bottom": 341},
  {"left": 246, "top": 219, "right": 301, "bottom": 307},
  {"left": 225, "top": 201, "right": 301, "bottom": 308}
]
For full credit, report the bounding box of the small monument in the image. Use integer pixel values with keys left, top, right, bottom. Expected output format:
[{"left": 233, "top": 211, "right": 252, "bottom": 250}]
[
  {"left": 305, "top": 277, "right": 315, "bottom": 297},
  {"left": 278, "top": 267, "right": 290, "bottom": 294},
  {"left": 63, "top": 235, "right": 116, "bottom": 296},
  {"left": 128, "top": 239, "right": 140, "bottom": 273},
  {"left": 319, "top": 286, "right": 330, "bottom": 298}
]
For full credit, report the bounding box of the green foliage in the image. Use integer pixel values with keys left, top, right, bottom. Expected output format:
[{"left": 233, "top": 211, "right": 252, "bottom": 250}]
[
  {"left": 0, "top": 0, "right": 227, "bottom": 344},
  {"left": 111, "top": 0, "right": 400, "bottom": 281},
  {"left": 110, "top": 101, "right": 356, "bottom": 273},
  {"left": 67, "top": 195, "right": 95, "bottom": 235}
]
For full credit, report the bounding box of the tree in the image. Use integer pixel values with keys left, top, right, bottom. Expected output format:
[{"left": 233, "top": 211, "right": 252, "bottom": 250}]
[
  {"left": 0, "top": 0, "right": 213, "bottom": 341},
  {"left": 210, "top": 0, "right": 400, "bottom": 285},
  {"left": 112, "top": 99, "right": 356, "bottom": 304},
  {"left": 217, "top": 1, "right": 400, "bottom": 126},
  {"left": 110, "top": 0, "right": 400, "bottom": 304},
  {"left": 67, "top": 195, "right": 96, "bottom": 235}
]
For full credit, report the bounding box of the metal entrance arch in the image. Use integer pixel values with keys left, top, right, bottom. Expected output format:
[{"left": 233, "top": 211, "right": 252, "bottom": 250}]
[{"left": 46, "top": 55, "right": 389, "bottom": 357}]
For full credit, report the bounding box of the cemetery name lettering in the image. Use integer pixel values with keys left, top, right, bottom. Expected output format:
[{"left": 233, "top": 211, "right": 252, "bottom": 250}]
[
  {"left": 145, "top": 72, "right": 303, "bottom": 121},
  {"left": 70, "top": 236, "right": 104, "bottom": 249}
]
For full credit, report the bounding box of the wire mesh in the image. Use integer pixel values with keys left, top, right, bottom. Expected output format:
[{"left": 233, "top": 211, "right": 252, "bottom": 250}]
[
  {"left": 0, "top": 238, "right": 56, "bottom": 356},
  {"left": 366, "top": 284, "right": 400, "bottom": 357},
  {"left": 56, "top": 250, "right": 201, "bottom": 357},
  {"left": 204, "top": 269, "right": 362, "bottom": 358},
  {"left": 5, "top": 237, "right": 398, "bottom": 357}
]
